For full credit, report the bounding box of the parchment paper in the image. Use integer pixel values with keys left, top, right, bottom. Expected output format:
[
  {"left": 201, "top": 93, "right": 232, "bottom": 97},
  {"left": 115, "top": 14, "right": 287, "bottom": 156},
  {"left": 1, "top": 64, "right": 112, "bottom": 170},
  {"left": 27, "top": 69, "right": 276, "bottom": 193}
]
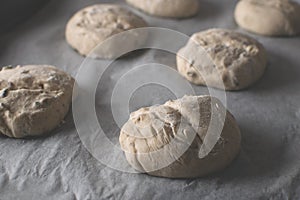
[{"left": 0, "top": 0, "right": 300, "bottom": 199}]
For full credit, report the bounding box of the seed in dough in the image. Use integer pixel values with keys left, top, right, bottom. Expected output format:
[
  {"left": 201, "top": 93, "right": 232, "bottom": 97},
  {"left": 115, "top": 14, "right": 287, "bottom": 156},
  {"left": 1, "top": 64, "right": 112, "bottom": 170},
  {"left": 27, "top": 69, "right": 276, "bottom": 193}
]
[
  {"left": 0, "top": 65, "right": 74, "bottom": 138},
  {"left": 119, "top": 95, "right": 241, "bottom": 178},
  {"left": 65, "top": 4, "right": 148, "bottom": 59},
  {"left": 125, "top": 0, "right": 199, "bottom": 18},
  {"left": 234, "top": 0, "right": 300, "bottom": 36},
  {"left": 176, "top": 29, "right": 267, "bottom": 90}
]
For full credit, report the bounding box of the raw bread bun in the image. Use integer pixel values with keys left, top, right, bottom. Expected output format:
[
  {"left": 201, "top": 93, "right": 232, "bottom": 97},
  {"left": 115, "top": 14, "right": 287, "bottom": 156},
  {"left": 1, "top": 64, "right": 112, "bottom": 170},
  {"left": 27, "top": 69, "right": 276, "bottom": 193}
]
[
  {"left": 234, "top": 0, "right": 300, "bottom": 36},
  {"left": 125, "top": 0, "right": 199, "bottom": 18},
  {"left": 177, "top": 29, "right": 267, "bottom": 90},
  {"left": 119, "top": 95, "right": 241, "bottom": 178},
  {"left": 65, "top": 4, "right": 147, "bottom": 59},
  {"left": 0, "top": 65, "right": 74, "bottom": 138}
]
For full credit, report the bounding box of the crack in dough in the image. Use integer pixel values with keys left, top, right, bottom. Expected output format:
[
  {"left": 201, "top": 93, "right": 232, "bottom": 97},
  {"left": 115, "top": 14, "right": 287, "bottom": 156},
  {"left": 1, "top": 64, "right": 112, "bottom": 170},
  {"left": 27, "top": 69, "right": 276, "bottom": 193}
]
[{"left": 119, "top": 95, "right": 241, "bottom": 178}]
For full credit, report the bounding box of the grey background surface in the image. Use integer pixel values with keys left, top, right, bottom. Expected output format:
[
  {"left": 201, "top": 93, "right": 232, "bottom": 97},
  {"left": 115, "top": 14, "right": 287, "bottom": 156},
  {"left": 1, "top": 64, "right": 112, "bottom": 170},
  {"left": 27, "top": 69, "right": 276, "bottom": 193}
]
[
  {"left": 0, "top": 0, "right": 300, "bottom": 199},
  {"left": 0, "top": 0, "right": 49, "bottom": 34}
]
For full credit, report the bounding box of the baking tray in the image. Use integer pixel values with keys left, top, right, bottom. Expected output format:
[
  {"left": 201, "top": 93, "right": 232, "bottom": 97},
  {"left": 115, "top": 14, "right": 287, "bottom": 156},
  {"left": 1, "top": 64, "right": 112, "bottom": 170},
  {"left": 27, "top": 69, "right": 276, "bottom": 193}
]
[{"left": 0, "top": 0, "right": 300, "bottom": 199}]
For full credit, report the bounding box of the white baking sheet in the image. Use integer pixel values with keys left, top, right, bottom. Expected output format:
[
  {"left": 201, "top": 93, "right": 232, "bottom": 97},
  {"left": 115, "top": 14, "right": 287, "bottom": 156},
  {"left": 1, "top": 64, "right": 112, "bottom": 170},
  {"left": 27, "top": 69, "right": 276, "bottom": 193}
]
[{"left": 0, "top": 0, "right": 300, "bottom": 199}]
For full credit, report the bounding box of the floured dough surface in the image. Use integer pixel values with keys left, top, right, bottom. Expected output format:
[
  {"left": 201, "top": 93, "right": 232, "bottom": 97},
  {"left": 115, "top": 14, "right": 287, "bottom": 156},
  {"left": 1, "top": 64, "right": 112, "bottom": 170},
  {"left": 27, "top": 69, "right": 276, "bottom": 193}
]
[
  {"left": 65, "top": 4, "right": 147, "bottom": 59},
  {"left": 119, "top": 95, "right": 241, "bottom": 178},
  {"left": 177, "top": 29, "right": 267, "bottom": 90},
  {"left": 126, "top": 0, "right": 199, "bottom": 18},
  {"left": 234, "top": 0, "right": 300, "bottom": 36},
  {"left": 0, "top": 65, "right": 74, "bottom": 138}
]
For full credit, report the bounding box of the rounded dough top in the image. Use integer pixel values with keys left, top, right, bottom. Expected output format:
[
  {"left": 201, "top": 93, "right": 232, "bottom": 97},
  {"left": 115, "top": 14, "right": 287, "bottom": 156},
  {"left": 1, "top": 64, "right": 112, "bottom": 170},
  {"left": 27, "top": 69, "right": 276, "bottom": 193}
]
[
  {"left": 177, "top": 29, "right": 267, "bottom": 90},
  {"left": 0, "top": 65, "right": 74, "bottom": 138},
  {"left": 120, "top": 95, "right": 241, "bottom": 178},
  {"left": 190, "top": 29, "right": 266, "bottom": 69},
  {"left": 65, "top": 4, "right": 147, "bottom": 56},
  {"left": 126, "top": 0, "right": 199, "bottom": 18},
  {"left": 241, "top": 0, "right": 298, "bottom": 13},
  {"left": 0, "top": 65, "right": 73, "bottom": 92},
  {"left": 234, "top": 0, "right": 300, "bottom": 36}
]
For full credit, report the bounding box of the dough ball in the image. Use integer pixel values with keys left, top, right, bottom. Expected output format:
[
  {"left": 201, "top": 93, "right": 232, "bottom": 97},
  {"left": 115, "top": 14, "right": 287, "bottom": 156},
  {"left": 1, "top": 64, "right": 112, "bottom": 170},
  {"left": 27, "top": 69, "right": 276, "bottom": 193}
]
[
  {"left": 234, "top": 0, "right": 300, "bottom": 36},
  {"left": 0, "top": 65, "right": 74, "bottom": 138},
  {"left": 125, "top": 0, "right": 199, "bottom": 18},
  {"left": 65, "top": 4, "right": 148, "bottom": 59},
  {"left": 119, "top": 95, "right": 241, "bottom": 178},
  {"left": 177, "top": 29, "right": 267, "bottom": 90}
]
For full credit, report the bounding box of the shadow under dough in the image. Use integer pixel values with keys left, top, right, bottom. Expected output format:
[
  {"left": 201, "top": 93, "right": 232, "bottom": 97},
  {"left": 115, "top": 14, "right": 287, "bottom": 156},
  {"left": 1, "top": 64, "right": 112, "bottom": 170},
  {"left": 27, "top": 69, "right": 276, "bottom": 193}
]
[{"left": 218, "top": 120, "right": 289, "bottom": 181}]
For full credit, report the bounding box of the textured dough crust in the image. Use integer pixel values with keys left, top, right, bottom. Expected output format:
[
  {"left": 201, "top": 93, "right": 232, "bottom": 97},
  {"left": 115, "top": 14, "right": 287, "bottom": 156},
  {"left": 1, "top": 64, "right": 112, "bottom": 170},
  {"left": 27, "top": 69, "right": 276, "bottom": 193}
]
[
  {"left": 177, "top": 29, "right": 267, "bottom": 90},
  {"left": 0, "top": 65, "right": 74, "bottom": 138},
  {"left": 119, "top": 95, "right": 241, "bottom": 178},
  {"left": 234, "top": 0, "right": 300, "bottom": 36},
  {"left": 65, "top": 4, "right": 148, "bottom": 58},
  {"left": 126, "top": 0, "right": 199, "bottom": 18}
]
